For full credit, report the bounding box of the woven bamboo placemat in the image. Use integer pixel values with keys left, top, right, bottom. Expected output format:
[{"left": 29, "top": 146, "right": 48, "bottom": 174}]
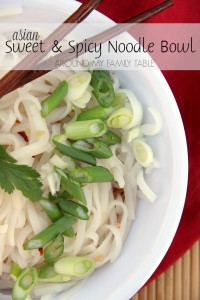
[{"left": 131, "top": 240, "right": 200, "bottom": 300}]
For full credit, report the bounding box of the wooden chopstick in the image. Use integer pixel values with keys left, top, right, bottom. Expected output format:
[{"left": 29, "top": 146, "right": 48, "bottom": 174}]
[
  {"left": 0, "top": 0, "right": 104, "bottom": 98},
  {"left": 0, "top": 0, "right": 173, "bottom": 98}
]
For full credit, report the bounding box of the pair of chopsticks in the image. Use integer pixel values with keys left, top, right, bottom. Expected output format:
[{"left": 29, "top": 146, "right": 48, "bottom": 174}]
[{"left": 0, "top": 0, "right": 173, "bottom": 99}]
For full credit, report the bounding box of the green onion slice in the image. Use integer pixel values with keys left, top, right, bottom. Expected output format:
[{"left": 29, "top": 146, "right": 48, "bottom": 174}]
[
  {"left": 54, "top": 256, "right": 95, "bottom": 277},
  {"left": 58, "top": 198, "right": 89, "bottom": 220},
  {"left": 44, "top": 234, "right": 64, "bottom": 264},
  {"left": 71, "top": 138, "right": 112, "bottom": 159},
  {"left": 9, "top": 263, "right": 22, "bottom": 282},
  {"left": 55, "top": 167, "right": 86, "bottom": 205},
  {"left": 77, "top": 92, "right": 126, "bottom": 121},
  {"left": 37, "top": 263, "right": 71, "bottom": 283},
  {"left": 24, "top": 215, "right": 76, "bottom": 250},
  {"left": 132, "top": 139, "right": 153, "bottom": 167},
  {"left": 98, "top": 130, "right": 121, "bottom": 145},
  {"left": 12, "top": 268, "right": 37, "bottom": 300},
  {"left": 41, "top": 80, "right": 68, "bottom": 118},
  {"left": 53, "top": 139, "right": 96, "bottom": 166},
  {"left": 91, "top": 70, "right": 115, "bottom": 107},
  {"left": 107, "top": 107, "right": 133, "bottom": 128},
  {"left": 69, "top": 166, "right": 114, "bottom": 183},
  {"left": 63, "top": 119, "right": 107, "bottom": 140}
]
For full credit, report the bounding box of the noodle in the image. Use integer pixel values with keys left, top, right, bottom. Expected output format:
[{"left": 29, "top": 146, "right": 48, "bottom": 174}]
[{"left": 0, "top": 70, "right": 161, "bottom": 299}]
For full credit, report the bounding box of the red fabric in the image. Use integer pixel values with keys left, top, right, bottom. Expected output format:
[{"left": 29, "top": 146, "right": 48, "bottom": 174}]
[{"left": 79, "top": 0, "right": 200, "bottom": 283}]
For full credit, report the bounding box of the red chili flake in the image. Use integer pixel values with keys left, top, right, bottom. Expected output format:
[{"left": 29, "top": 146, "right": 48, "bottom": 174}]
[
  {"left": 38, "top": 248, "right": 43, "bottom": 256},
  {"left": 18, "top": 131, "right": 28, "bottom": 142}
]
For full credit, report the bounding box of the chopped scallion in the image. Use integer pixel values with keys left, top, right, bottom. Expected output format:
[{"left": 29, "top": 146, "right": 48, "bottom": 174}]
[
  {"left": 55, "top": 167, "right": 86, "bottom": 205},
  {"left": 91, "top": 70, "right": 115, "bottom": 107},
  {"left": 24, "top": 215, "right": 76, "bottom": 250},
  {"left": 58, "top": 198, "right": 89, "bottom": 220},
  {"left": 37, "top": 263, "right": 71, "bottom": 283},
  {"left": 132, "top": 139, "right": 153, "bottom": 167},
  {"left": 44, "top": 234, "right": 64, "bottom": 263},
  {"left": 77, "top": 92, "right": 126, "bottom": 121},
  {"left": 98, "top": 130, "right": 121, "bottom": 145},
  {"left": 54, "top": 256, "right": 95, "bottom": 277},
  {"left": 63, "top": 119, "right": 107, "bottom": 140},
  {"left": 39, "top": 198, "right": 75, "bottom": 238},
  {"left": 69, "top": 166, "right": 114, "bottom": 183},
  {"left": 41, "top": 80, "right": 68, "bottom": 118},
  {"left": 107, "top": 107, "right": 133, "bottom": 128},
  {"left": 71, "top": 138, "right": 112, "bottom": 159},
  {"left": 9, "top": 263, "right": 22, "bottom": 281},
  {"left": 53, "top": 139, "right": 96, "bottom": 166},
  {"left": 12, "top": 268, "right": 37, "bottom": 300}
]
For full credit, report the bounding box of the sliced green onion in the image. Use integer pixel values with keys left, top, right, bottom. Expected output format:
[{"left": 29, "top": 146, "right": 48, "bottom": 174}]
[
  {"left": 37, "top": 263, "right": 71, "bottom": 283},
  {"left": 52, "top": 134, "right": 69, "bottom": 145},
  {"left": 127, "top": 127, "right": 141, "bottom": 143},
  {"left": 58, "top": 198, "right": 89, "bottom": 220},
  {"left": 98, "top": 130, "right": 121, "bottom": 145},
  {"left": 41, "top": 80, "right": 68, "bottom": 118},
  {"left": 77, "top": 92, "right": 126, "bottom": 121},
  {"left": 24, "top": 215, "right": 76, "bottom": 250},
  {"left": 54, "top": 256, "right": 95, "bottom": 277},
  {"left": 55, "top": 167, "right": 86, "bottom": 205},
  {"left": 67, "top": 72, "right": 91, "bottom": 101},
  {"left": 50, "top": 153, "right": 75, "bottom": 172},
  {"left": 9, "top": 263, "right": 22, "bottom": 281},
  {"left": 12, "top": 268, "right": 37, "bottom": 300},
  {"left": 44, "top": 234, "right": 64, "bottom": 263},
  {"left": 91, "top": 70, "right": 115, "bottom": 107},
  {"left": 107, "top": 107, "right": 133, "bottom": 128},
  {"left": 63, "top": 119, "right": 107, "bottom": 140},
  {"left": 71, "top": 138, "right": 112, "bottom": 159},
  {"left": 39, "top": 198, "right": 75, "bottom": 238},
  {"left": 69, "top": 166, "right": 114, "bottom": 183},
  {"left": 63, "top": 226, "right": 75, "bottom": 238},
  {"left": 53, "top": 139, "right": 96, "bottom": 166},
  {"left": 132, "top": 139, "right": 153, "bottom": 167},
  {"left": 38, "top": 198, "right": 63, "bottom": 222}
]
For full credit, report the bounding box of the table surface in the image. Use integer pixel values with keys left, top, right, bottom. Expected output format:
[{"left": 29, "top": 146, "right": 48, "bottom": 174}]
[{"left": 131, "top": 240, "right": 200, "bottom": 300}]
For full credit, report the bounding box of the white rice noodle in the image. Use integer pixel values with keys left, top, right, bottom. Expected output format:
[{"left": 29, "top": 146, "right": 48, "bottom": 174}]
[
  {"left": 140, "top": 107, "right": 163, "bottom": 135},
  {"left": 137, "top": 168, "right": 156, "bottom": 202},
  {"left": 118, "top": 89, "right": 143, "bottom": 129}
]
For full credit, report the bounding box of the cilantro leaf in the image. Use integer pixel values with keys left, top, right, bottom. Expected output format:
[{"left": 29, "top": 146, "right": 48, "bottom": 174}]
[{"left": 0, "top": 145, "right": 42, "bottom": 202}]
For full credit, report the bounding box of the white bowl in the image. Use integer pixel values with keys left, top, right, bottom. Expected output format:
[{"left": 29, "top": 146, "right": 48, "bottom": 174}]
[{"left": 2, "top": 1, "right": 188, "bottom": 299}]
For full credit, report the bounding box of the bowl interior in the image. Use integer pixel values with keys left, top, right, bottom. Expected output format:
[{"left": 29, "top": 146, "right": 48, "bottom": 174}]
[{"left": 1, "top": 1, "right": 188, "bottom": 299}]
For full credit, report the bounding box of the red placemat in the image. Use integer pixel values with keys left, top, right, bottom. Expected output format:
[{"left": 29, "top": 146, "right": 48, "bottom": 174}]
[{"left": 80, "top": 0, "right": 200, "bottom": 283}]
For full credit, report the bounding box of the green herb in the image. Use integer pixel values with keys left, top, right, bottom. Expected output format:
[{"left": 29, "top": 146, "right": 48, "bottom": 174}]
[
  {"left": 37, "top": 263, "right": 71, "bottom": 283},
  {"left": 71, "top": 138, "right": 112, "bottom": 159},
  {"left": 58, "top": 198, "right": 89, "bottom": 220},
  {"left": 44, "top": 234, "right": 64, "bottom": 263},
  {"left": 24, "top": 215, "right": 76, "bottom": 250},
  {"left": 53, "top": 139, "right": 96, "bottom": 166},
  {"left": 90, "top": 70, "right": 115, "bottom": 107},
  {"left": 0, "top": 145, "right": 42, "bottom": 202},
  {"left": 63, "top": 119, "right": 107, "bottom": 140},
  {"left": 77, "top": 92, "right": 126, "bottom": 121},
  {"left": 12, "top": 268, "right": 37, "bottom": 300},
  {"left": 54, "top": 256, "right": 95, "bottom": 277},
  {"left": 41, "top": 80, "right": 68, "bottom": 118}
]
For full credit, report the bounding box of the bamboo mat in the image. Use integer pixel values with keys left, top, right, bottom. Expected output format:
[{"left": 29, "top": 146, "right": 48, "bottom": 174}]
[{"left": 131, "top": 240, "right": 200, "bottom": 300}]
